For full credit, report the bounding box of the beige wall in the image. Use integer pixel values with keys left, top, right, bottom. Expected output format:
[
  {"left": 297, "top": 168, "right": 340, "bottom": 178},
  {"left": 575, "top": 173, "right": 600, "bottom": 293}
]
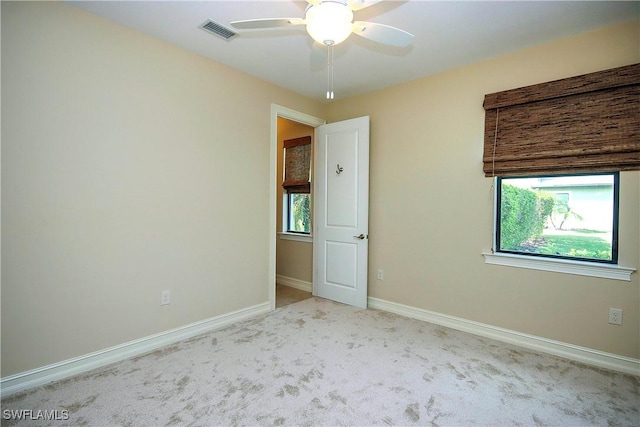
[
  {"left": 2, "top": 1, "right": 638, "bottom": 379},
  {"left": 276, "top": 118, "right": 314, "bottom": 284},
  {"left": 324, "top": 20, "right": 640, "bottom": 358},
  {"left": 1, "top": 1, "right": 323, "bottom": 376}
]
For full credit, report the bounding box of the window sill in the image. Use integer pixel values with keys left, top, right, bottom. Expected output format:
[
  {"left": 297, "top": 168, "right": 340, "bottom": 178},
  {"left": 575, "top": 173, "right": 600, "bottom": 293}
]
[
  {"left": 278, "top": 232, "right": 313, "bottom": 243},
  {"left": 482, "top": 252, "right": 635, "bottom": 282}
]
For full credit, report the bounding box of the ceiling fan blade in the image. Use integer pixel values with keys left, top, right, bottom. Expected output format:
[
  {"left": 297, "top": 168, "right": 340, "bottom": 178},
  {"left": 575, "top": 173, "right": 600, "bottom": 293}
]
[
  {"left": 230, "top": 18, "right": 305, "bottom": 30},
  {"left": 352, "top": 21, "right": 414, "bottom": 47},
  {"left": 347, "top": 0, "right": 382, "bottom": 11}
]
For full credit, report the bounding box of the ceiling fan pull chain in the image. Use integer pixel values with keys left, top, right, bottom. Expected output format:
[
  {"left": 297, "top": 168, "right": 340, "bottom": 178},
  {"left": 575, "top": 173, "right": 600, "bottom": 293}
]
[
  {"left": 326, "top": 44, "right": 335, "bottom": 100},
  {"left": 326, "top": 45, "right": 331, "bottom": 99},
  {"left": 330, "top": 44, "right": 334, "bottom": 99}
]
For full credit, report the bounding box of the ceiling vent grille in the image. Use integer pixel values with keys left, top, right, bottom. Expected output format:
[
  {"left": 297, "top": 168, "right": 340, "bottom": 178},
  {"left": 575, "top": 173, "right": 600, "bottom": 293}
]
[{"left": 200, "top": 20, "right": 238, "bottom": 41}]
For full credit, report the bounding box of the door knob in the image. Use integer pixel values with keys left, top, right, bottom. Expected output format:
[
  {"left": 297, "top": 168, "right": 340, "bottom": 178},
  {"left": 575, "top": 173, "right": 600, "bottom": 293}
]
[{"left": 353, "top": 234, "right": 366, "bottom": 240}]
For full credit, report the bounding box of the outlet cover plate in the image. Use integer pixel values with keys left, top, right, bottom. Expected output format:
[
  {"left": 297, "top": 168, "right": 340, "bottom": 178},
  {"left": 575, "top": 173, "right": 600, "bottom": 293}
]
[
  {"left": 608, "top": 308, "right": 622, "bottom": 325},
  {"left": 161, "top": 290, "right": 171, "bottom": 306}
]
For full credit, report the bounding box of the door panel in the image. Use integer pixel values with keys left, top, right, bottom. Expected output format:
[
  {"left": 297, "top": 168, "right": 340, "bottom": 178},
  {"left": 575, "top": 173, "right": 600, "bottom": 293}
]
[
  {"left": 325, "top": 241, "right": 358, "bottom": 289},
  {"left": 314, "top": 116, "right": 369, "bottom": 308},
  {"left": 326, "top": 132, "right": 358, "bottom": 227}
]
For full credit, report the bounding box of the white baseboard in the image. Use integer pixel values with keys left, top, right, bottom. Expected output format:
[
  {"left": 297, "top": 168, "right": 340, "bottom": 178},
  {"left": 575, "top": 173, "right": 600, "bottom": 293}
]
[
  {"left": 368, "top": 297, "right": 640, "bottom": 377},
  {"left": 4, "top": 297, "right": 636, "bottom": 399},
  {"left": 0, "top": 302, "right": 271, "bottom": 398},
  {"left": 276, "top": 274, "right": 313, "bottom": 292}
]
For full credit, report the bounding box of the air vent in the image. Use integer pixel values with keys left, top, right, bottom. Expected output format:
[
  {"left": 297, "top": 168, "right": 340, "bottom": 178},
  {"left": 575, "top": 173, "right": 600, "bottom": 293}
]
[{"left": 200, "top": 19, "right": 238, "bottom": 41}]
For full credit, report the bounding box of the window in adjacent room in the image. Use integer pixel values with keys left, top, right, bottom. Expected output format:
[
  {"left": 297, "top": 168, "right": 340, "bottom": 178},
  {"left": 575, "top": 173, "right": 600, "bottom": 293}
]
[
  {"left": 282, "top": 136, "right": 312, "bottom": 235},
  {"left": 496, "top": 173, "right": 619, "bottom": 263}
]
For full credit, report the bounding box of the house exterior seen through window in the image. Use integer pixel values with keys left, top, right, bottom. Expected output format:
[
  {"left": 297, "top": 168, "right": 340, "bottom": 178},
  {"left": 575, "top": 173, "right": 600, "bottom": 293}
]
[{"left": 496, "top": 173, "right": 619, "bottom": 263}]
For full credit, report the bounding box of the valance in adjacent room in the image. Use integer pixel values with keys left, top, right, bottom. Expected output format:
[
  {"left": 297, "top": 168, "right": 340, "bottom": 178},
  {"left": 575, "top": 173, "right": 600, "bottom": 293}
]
[
  {"left": 283, "top": 136, "right": 312, "bottom": 193},
  {"left": 483, "top": 63, "right": 640, "bottom": 177}
]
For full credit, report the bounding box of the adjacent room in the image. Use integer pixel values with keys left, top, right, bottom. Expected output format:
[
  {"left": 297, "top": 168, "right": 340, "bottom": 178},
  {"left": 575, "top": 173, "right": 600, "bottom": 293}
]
[{"left": 2, "top": 1, "right": 639, "bottom": 425}]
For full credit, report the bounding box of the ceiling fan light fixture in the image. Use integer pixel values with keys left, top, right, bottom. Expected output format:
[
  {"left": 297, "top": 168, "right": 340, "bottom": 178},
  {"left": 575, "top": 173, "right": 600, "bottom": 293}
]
[{"left": 305, "top": 2, "right": 354, "bottom": 46}]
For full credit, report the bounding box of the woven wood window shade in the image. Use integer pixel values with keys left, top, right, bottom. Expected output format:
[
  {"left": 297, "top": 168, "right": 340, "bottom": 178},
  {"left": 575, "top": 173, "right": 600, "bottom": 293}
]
[
  {"left": 483, "top": 63, "right": 640, "bottom": 177},
  {"left": 283, "top": 136, "right": 312, "bottom": 194}
]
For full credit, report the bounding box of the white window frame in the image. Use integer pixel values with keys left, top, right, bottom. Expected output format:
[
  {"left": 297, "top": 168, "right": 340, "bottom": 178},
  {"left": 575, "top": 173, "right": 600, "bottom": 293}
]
[
  {"left": 279, "top": 194, "right": 312, "bottom": 243},
  {"left": 279, "top": 232, "right": 312, "bottom": 243}
]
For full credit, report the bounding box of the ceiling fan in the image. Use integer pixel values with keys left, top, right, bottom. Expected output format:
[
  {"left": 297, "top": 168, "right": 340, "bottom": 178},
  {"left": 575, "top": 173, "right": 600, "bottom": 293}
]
[{"left": 230, "top": 0, "right": 414, "bottom": 99}]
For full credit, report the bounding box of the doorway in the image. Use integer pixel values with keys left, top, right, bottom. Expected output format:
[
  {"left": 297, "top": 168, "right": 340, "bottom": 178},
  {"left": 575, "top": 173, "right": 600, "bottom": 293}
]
[
  {"left": 269, "top": 105, "right": 325, "bottom": 310},
  {"left": 275, "top": 117, "right": 314, "bottom": 308}
]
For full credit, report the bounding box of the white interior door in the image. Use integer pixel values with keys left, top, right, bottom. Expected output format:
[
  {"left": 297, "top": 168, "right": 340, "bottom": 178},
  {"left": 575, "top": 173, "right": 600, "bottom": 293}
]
[{"left": 313, "top": 116, "right": 369, "bottom": 308}]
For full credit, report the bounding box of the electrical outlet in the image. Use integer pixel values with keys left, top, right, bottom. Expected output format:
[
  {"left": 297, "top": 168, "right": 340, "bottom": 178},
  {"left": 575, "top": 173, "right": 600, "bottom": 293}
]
[
  {"left": 608, "top": 308, "right": 622, "bottom": 325},
  {"left": 377, "top": 269, "right": 384, "bottom": 280},
  {"left": 161, "top": 290, "right": 171, "bottom": 306}
]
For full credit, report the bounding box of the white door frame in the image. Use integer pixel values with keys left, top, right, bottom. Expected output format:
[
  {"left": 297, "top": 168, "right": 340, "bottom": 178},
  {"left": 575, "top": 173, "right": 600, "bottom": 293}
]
[{"left": 269, "top": 104, "right": 325, "bottom": 311}]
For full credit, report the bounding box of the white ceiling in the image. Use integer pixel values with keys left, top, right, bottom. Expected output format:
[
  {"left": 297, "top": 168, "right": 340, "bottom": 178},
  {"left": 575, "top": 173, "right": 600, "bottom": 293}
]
[{"left": 69, "top": 1, "right": 639, "bottom": 102}]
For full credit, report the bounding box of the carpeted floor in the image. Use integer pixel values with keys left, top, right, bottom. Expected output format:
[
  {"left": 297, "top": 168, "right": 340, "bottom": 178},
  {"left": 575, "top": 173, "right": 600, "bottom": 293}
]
[{"left": 2, "top": 297, "right": 639, "bottom": 426}]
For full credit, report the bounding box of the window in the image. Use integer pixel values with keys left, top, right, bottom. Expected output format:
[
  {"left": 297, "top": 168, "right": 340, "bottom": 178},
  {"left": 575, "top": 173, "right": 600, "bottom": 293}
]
[
  {"left": 496, "top": 173, "right": 618, "bottom": 264},
  {"left": 481, "top": 65, "right": 637, "bottom": 280},
  {"left": 287, "top": 193, "right": 311, "bottom": 234},
  {"left": 282, "top": 135, "right": 312, "bottom": 236}
]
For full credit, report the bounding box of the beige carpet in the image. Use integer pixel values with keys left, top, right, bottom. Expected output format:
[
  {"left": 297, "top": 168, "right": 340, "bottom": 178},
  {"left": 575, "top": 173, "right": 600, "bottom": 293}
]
[{"left": 2, "top": 297, "right": 639, "bottom": 426}]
